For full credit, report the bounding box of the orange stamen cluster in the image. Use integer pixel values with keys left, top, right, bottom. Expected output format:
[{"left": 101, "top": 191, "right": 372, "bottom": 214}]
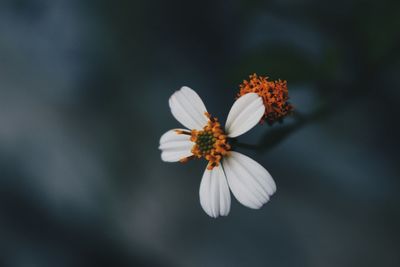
[
  {"left": 237, "top": 73, "right": 293, "bottom": 125},
  {"left": 177, "top": 113, "right": 230, "bottom": 170}
]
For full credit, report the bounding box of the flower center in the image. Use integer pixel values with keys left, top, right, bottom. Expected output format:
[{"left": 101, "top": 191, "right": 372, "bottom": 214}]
[
  {"left": 195, "top": 131, "right": 216, "bottom": 154},
  {"left": 177, "top": 112, "right": 231, "bottom": 170}
]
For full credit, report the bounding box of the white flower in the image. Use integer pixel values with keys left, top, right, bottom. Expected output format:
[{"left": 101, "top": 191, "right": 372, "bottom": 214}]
[{"left": 159, "top": 86, "right": 276, "bottom": 218}]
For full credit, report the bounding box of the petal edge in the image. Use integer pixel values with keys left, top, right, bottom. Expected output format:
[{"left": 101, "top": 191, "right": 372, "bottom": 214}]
[
  {"left": 223, "top": 151, "right": 276, "bottom": 209},
  {"left": 225, "top": 93, "right": 265, "bottom": 138},
  {"left": 159, "top": 129, "right": 194, "bottom": 162},
  {"left": 199, "top": 165, "right": 231, "bottom": 218},
  {"left": 169, "top": 86, "right": 208, "bottom": 130}
]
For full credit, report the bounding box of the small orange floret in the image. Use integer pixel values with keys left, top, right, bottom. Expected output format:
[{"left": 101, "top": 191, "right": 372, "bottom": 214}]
[
  {"left": 178, "top": 112, "right": 230, "bottom": 170},
  {"left": 237, "top": 73, "right": 293, "bottom": 125}
]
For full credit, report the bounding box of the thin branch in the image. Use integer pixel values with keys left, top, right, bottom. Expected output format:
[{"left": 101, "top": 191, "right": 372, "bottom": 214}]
[{"left": 233, "top": 107, "right": 329, "bottom": 153}]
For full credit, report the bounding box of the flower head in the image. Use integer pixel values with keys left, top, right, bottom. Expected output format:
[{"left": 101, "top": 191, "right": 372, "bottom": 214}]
[
  {"left": 237, "top": 73, "right": 293, "bottom": 125},
  {"left": 182, "top": 112, "right": 231, "bottom": 170},
  {"left": 159, "top": 86, "right": 276, "bottom": 218}
]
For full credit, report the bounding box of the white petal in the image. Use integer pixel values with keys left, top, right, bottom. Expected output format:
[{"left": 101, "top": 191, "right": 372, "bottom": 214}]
[
  {"left": 169, "top": 86, "right": 208, "bottom": 130},
  {"left": 223, "top": 151, "right": 276, "bottom": 209},
  {"left": 225, "top": 93, "right": 265, "bottom": 138},
  {"left": 159, "top": 129, "right": 194, "bottom": 162},
  {"left": 199, "top": 165, "right": 231, "bottom": 218}
]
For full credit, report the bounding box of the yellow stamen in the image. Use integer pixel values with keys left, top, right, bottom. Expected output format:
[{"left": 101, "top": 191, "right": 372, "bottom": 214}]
[{"left": 175, "top": 129, "right": 191, "bottom": 135}]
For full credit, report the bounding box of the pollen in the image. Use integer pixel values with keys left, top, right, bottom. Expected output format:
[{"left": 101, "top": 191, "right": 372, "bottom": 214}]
[
  {"left": 177, "top": 113, "right": 231, "bottom": 170},
  {"left": 237, "top": 73, "right": 293, "bottom": 125}
]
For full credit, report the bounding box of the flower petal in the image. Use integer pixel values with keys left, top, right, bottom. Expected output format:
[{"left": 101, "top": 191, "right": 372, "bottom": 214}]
[
  {"left": 159, "top": 129, "right": 194, "bottom": 162},
  {"left": 225, "top": 93, "right": 265, "bottom": 138},
  {"left": 199, "top": 165, "right": 231, "bottom": 218},
  {"left": 223, "top": 151, "right": 276, "bottom": 209},
  {"left": 169, "top": 86, "right": 208, "bottom": 130}
]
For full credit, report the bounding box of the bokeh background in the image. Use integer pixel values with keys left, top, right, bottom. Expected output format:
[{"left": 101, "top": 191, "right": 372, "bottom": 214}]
[{"left": 1, "top": 0, "right": 399, "bottom": 266}]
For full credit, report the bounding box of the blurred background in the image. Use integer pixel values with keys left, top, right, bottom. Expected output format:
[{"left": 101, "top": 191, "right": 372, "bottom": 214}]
[{"left": 1, "top": 0, "right": 399, "bottom": 266}]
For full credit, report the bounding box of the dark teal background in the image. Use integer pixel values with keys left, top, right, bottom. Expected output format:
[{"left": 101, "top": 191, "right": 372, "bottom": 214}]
[{"left": 1, "top": 0, "right": 399, "bottom": 266}]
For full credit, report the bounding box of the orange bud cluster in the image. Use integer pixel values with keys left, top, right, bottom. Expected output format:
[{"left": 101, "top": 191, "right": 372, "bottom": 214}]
[{"left": 237, "top": 74, "right": 293, "bottom": 125}]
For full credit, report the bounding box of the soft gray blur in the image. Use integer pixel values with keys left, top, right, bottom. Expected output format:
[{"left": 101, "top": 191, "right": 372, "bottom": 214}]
[{"left": 1, "top": 0, "right": 399, "bottom": 266}]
